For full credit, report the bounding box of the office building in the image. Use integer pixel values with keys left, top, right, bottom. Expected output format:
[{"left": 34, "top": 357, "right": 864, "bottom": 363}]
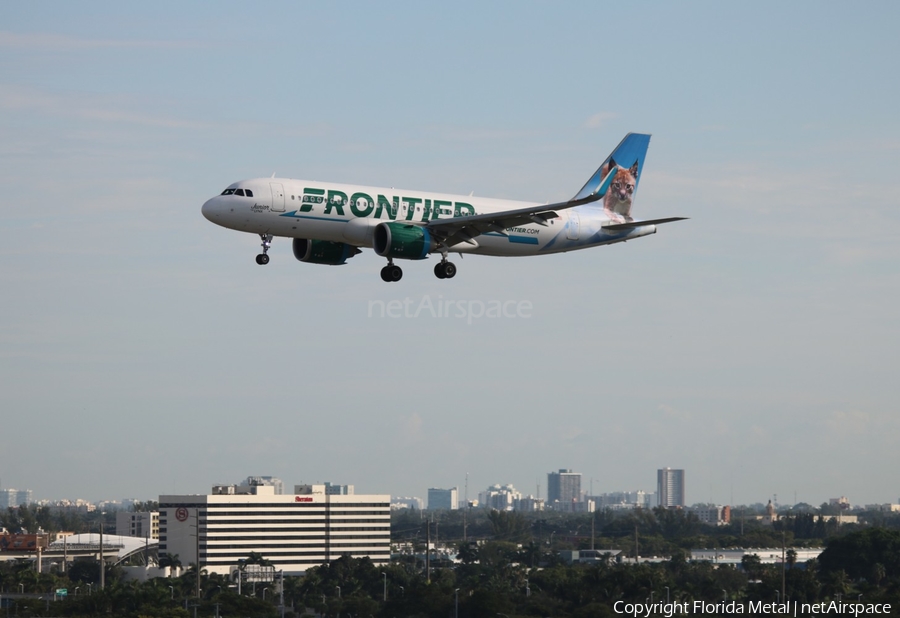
[
  {"left": 514, "top": 496, "right": 545, "bottom": 512},
  {"left": 547, "top": 469, "right": 581, "bottom": 507},
  {"left": 589, "top": 491, "right": 655, "bottom": 510},
  {"left": 324, "top": 483, "right": 354, "bottom": 495},
  {"left": 657, "top": 468, "right": 685, "bottom": 508},
  {"left": 427, "top": 487, "right": 458, "bottom": 510},
  {"left": 243, "top": 476, "right": 284, "bottom": 495},
  {"left": 116, "top": 511, "right": 160, "bottom": 539},
  {"left": 159, "top": 483, "right": 390, "bottom": 576},
  {"left": 0, "top": 489, "right": 32, "bottom": 509},
  {"left": 479, "top": 484, "right": 521, "bottom": 511},
  {"left": 391, "top": 497, "right": 424, "bottom": 510},
  {"left": 692, "top": 505, "right": 731, "bottom": 526}
]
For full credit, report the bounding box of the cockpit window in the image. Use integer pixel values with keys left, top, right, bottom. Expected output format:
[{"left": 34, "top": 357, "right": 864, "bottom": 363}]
[{"left": 220, "top": 187, "right": 253, "bottom": 197}]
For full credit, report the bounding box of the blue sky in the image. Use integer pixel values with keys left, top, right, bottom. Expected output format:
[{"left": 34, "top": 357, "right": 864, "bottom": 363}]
[{"left": 1, "top": 2, "right": 898, "bottom": 507}]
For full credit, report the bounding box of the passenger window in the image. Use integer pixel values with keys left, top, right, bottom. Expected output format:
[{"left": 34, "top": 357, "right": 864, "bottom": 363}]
[
  {"left": 234, "top": 189, "right": 245, "bottom": 196},
  {"left": 245, "top": 189, "right": 253, "bottom": 197}
]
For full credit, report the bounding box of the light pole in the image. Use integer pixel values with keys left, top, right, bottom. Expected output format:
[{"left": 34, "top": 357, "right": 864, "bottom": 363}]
[
  {"left": 665, "top": 586, "right": 669, "bottom": 604},
  {"left": 335, "top": 585, "right": 341, "bottom": 598},
  {"left": 382, "top": 572, "right": 387, "bottom": 601},
  {"left": 526, "top": 578, "right": 531, "bottom": 597},
  {"left": 75, "top": 587, "right": 80, "bottom": 596},
  {"left": 399, "top": 586, "right": 404, "bottom": 596},
  {"left": 99, "top": 514, "right": 105, "bottom": 591},
  {"left": 262, "top": 588, "right": 268, "bottom": 601},
  {"left": 455, "top": 588, "right": 459, "bottom": 618},
  {"left": 169, "top": 586, "right": 174, "bottom": 600}
]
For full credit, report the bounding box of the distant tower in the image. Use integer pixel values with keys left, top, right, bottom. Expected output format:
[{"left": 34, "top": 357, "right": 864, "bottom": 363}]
[
  {"left": 547, "top": 469, "right": 581, "bottom": 505},
  {"left": 657, "top": 468, "right": 685, "bottom": 507}
]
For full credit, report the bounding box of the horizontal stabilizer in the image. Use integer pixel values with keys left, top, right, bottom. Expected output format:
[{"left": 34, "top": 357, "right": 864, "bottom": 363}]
[{"left": 602, "top": 217, "right": 689, "bottom": 230}]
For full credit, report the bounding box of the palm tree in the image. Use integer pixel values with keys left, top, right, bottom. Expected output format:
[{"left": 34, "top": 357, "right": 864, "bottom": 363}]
[
  {"left": 159, "top": 553, "right": 182, "bottom": 569},
  {"left": 786, "top": 549, "right": 798, "bottom": 570}
]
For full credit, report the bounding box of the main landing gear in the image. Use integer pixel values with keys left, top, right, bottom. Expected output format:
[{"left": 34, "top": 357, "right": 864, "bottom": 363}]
[
  {"left": 378, "top": 257, "right": 458, "bottom": 282},
  {"left": 434, "top": 259, "right": 457, "bottom": 279},
  {"left": 255, "top": 234, "right": 273, "bottom": 265},
  {"left": 380, "top": 260, "right": 403, "bottom": 282}
]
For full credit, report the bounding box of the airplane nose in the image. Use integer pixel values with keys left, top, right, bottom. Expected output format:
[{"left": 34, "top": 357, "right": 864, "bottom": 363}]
[{"left": 201, "top": 197, "right": 218, "bottom": 222}]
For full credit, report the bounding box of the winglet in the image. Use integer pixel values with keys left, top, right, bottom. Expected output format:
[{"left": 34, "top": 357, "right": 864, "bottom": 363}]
[{"left": 570, "top": 133, "right": 651, "bottom": 203}]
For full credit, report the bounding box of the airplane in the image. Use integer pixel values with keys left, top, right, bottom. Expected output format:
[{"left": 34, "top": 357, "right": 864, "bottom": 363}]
[{"left": 201, "top": 133, "right": 686, "bottom": 282}]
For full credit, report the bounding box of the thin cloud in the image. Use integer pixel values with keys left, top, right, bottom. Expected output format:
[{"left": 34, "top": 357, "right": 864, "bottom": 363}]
[{"left": 584, "top": 112, "right": 617, "bottom": 129}]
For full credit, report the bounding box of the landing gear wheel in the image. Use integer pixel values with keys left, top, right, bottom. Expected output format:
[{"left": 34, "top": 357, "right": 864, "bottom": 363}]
[
  {"left": 255, "top": 254, "right": 270, "bottom": 265},
  {"left": 434, "top": 261, "right": 456, "bottom": 279},
  {"left": 381, "top": 265, "right": 403, "bottom": 282}
]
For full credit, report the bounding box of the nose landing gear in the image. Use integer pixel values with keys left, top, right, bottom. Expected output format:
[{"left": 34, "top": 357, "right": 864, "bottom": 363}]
[{"left": 255, "top": 234, "right": 273, "bottom": 265}]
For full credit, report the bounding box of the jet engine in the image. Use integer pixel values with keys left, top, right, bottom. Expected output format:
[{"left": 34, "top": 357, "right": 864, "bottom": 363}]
[
  {"left": 373, "top": 222, "right": 435, "bottom": 260},
  {"left": 292, "top": 238, "right": 360, "bottom": 265}
]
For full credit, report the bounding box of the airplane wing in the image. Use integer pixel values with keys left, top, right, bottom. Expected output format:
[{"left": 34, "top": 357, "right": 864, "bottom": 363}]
[{"left": 426, "top": 165, "right": 619, "bottom": 249}]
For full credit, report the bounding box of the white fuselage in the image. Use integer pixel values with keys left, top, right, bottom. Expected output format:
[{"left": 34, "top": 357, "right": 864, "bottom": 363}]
[{"left": 201, "top": 178, "right": 657, "bottom": 258}]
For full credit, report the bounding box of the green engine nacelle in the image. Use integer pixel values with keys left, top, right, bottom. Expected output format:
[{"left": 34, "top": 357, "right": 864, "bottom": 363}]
[
  {"left": 292, "top": 238, "right": 360, "bottom": 265},
  {"left": 373, "top": 222, "right": 434, "bottom": 260}
]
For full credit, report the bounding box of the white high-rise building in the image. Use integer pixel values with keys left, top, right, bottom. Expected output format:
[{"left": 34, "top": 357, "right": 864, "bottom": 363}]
[
  {"left": 0, "top": 489, "right": 32, "bottom": 509},
  {"left": 479, "top": 484, "right": 521, "bottom": 511},
  {"left": 657, "top": 468, "right": 685, "bottom": 507},
  {"left": 159, "top": 483, "right": 390, "bottom": 575}
]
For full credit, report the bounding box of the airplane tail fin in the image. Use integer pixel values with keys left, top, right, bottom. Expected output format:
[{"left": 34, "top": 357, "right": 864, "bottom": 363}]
[{"left": 570, "top": 133, "right": 651, "bottom": 218}]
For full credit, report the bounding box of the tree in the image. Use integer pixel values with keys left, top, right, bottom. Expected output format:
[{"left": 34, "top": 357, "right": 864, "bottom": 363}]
[
  {"left": 488, "top": 510, "right": 531, "bottom": 542},
  {"left": 819, "top": 528, "right": 900, "bottom": 580},
  {"left": 159, "top": 553, "right": 182, "bottom": 569},
  {"left": 741, "top": 553, "right": 763, "bottom": 580},
  {"left": 786, "top": 549, "right": 798, "bottom": 569},
  {"left": 871, "top": 562, "right": 886, "bottom": 586}
]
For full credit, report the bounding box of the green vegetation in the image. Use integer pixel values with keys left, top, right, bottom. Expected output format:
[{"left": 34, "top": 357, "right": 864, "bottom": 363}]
[{"left": 1, "top": 505, "right": 899, "bottom": 616}]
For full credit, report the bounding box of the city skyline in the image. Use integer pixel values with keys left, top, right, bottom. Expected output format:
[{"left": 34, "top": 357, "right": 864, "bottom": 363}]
[
  {"left": 2, "top": 4, "right": 898, "bottom": 507},
  {"left": 6, "top": 468, "right": 897, "bottom": 511}
]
